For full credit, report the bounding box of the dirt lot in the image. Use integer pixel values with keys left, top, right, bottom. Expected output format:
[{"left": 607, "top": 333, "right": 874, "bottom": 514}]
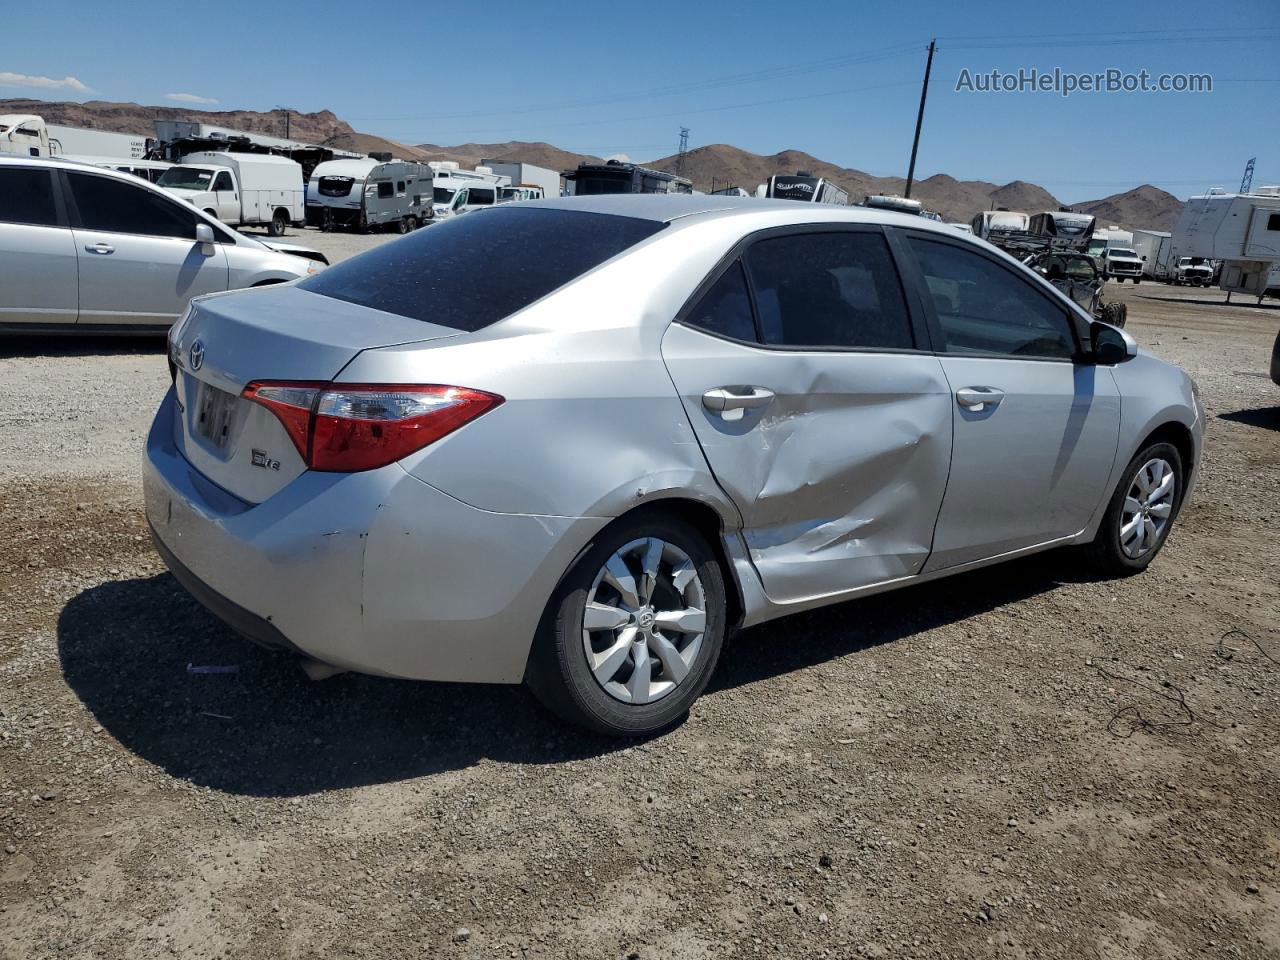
[{"left": 1, "top": 275, "right": 1278, "bottom": 960}]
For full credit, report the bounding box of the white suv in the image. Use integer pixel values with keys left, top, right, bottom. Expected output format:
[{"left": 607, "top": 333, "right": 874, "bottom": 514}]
[{"left": 0, "top": 155, "right": 327, "bottom": 333}]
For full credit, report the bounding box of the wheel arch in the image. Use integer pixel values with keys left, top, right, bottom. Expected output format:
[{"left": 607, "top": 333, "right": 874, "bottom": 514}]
[{"left": 1136, "top": 420, "right": 1195, "bottom": 486}]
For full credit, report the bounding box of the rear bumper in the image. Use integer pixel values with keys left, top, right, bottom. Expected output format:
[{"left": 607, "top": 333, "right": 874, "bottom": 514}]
[{"left": 144, "top": 389, "right": 608, "bottom": 683}]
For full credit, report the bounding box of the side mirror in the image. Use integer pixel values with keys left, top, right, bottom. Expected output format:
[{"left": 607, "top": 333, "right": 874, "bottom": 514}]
[
  {"left": 1090, "top": 319, "right": 1137, "bottom": 365},
  {"left": 195, "top": 222, "right": 216, "bottom": 254}
]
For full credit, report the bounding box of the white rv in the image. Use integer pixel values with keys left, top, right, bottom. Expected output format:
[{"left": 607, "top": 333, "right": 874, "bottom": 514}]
[
  {"left": 1170, "top": 187, "right": 1280, "bottom": 301},
  {"left": 158, "top": 152, "right": 305, "bottom": 236},
  {"left": 306, "top": 158, "right": 433, "bottom": 232},
  {"left": 766, "top": 174, "right": 849, "bottom": 205}
]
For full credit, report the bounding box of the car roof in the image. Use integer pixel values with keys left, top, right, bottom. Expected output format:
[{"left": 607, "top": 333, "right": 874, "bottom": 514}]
[
  {"left": 519, "top": 192, "right": 968, "bottom": 237},
  {"left": 0, "top": 152, "right": 161, "bottom": 182}
]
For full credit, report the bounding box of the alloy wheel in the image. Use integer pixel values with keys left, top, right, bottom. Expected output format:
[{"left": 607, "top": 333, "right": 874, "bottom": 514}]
[
  {"left": 1119, "top": 458, "right": 1176, "bottom": 559},
  {"left": 581, "top": 538, "right": 707, "bottom": 705}
]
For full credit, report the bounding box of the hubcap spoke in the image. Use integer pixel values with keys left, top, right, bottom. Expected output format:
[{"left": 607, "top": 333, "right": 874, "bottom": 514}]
[
  {"left": 591, "top": 628, "right": 636, "bottom": 684},
  {"left": 648, "top": 631, "right": 691, "bottom": 683},
  {"left": 584, "top": 601, "right": 630, "bottom": 631},
  {"left": 670, "top": 559, "right": 697, "bottom": 594},
  {"left": 603, "top": 555, "right": 641, "bottom": 609},
  {"left": 639, "top": 538, "right": 663, "bottom": 604},
  {"left": 1146, "top": 471, "right": 1174, "bottom": 505},
  {"left": 1148, "top": 501, "right": 1172, "bottom": 519},
  {"left": 627, "top": 639, "right": 652, "bottom": 704},
  {"left": 654, "top": 607, "right": 706, "bottom": 634}
]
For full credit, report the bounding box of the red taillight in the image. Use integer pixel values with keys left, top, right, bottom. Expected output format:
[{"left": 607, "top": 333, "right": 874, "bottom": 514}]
[{"left": 242, "top": 381, "right": 503, "bottom": 473}]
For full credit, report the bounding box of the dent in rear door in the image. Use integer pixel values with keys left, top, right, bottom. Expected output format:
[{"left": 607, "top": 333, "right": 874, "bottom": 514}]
[{"left": 662, "top": 323, "right": 953, "bottom": 603}]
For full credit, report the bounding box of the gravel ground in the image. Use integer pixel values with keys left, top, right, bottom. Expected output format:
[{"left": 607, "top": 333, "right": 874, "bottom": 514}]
[{"left": 1, "top": 280, "right": 1278, "bottom": 959}]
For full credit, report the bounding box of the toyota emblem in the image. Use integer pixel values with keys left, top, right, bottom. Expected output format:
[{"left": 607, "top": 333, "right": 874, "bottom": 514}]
[{"left": 189, "top": 339, "right": 205, "bottom": 371}]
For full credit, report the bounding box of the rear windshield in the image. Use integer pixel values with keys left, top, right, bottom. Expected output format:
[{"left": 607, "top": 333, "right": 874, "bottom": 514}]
[{"left": 299, "top": 207, "right": 666, "bottom": 331}]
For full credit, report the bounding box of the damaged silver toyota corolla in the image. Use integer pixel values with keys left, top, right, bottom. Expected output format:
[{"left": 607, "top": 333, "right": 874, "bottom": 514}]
[{"left": 145, "top": 194, "right": 1202, "bottom": 735}]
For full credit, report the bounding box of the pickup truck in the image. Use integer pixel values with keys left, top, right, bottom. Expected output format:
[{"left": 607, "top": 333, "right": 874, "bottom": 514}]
[{"left": 158, "top": 151, "right": 305, "bottom": 236}]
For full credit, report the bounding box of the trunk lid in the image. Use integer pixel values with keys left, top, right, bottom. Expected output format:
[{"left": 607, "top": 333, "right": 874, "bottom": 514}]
[{"left": 170, "top": 285, "right": 461, "bottom": 503}]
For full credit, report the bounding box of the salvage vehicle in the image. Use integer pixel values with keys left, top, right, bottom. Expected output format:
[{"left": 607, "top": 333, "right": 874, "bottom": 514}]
[
  {"left": 0, "top": 156, "right": 325, "bottom": 332},
  {"left": 306, "top": 157, "right": 433, "bottom": 233},
  {"left": 158, "top": 152, "right": 305, "bottom": 237},
  {"left": 1031, "top": 251, "right": 1127, "bottom": 328},
  {"left": 147, "top": 195, "right": 1201, "bottom": 736}
]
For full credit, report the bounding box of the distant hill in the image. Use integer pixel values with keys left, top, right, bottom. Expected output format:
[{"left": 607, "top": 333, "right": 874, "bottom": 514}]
[
  {"left": 4, "top": 97, "right": 1183, "bottom": 230},
  {"left": 1074, "top": 185, "right": 1184, "bottom": 232}
]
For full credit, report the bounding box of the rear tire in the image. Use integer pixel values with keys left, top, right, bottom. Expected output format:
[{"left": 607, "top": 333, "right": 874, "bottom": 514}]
[
  {"left": 1085, "top": 441, "right": 1183, "bottom": 577},
  {"left": 397, "top": 217, "right": 411, "bottom": 234},
  {"left": 525, "top": 513, "right": 726, "bottom": 737},
  {"left": 268, "top": 210, "right": 288, "bottom": 237}
]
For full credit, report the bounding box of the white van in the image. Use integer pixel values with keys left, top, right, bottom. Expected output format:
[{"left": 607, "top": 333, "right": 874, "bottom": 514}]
[
  {"left": 430, "top": 162, "right": 509, "bottom": 220},
  {"left": 158, "top": 152, "right": 305, "bottom": 236}
]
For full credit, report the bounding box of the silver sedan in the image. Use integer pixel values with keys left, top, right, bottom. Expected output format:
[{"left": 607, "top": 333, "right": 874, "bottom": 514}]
[{"left": 145, "top": 195, "right": 1202, "bottom": 735}]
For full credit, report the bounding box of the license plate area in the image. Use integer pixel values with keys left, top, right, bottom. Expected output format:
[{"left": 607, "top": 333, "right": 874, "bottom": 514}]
[{"left": 195, "top": 384, "right": 238, "bottom": 451}]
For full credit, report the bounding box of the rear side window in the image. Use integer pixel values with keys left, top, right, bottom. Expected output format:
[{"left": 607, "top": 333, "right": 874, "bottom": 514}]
[
  {"left": 907, "top": 237, "right": 1076, "bottom": 359},
  {"left": 0, "top": 167, "right": 59, "bottom": 226},
  {"left": 684, "top": 261, "right": 756, "bottom": 342},
  {"left": 300, "top": 207, "right": 665, "bottom": 331},
  {"left": 745, "top": 232, "right": 914, "bottom": 350},
  {"left": 66, "top": 172, "right": 197, "bottom": 239}
]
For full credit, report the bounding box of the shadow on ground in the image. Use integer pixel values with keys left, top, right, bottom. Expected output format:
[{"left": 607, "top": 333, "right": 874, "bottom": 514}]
[
  {"left": 1134, "top": 293, "right": 1279, "bottom": 311},
  {"left": 0, "top": 334, "right": 166, "bottom": 360},
  {"left": 59, "top": 551, "right": 1085, "bottom": 797},
  {"left": 1218, "top": 406, "right": 1280, "bottom": 433}
]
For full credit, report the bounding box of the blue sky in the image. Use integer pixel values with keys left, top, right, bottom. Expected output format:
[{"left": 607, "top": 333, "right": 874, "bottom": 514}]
[{"left": 3, "top": 0, "right": 1276, "bottom": 202}]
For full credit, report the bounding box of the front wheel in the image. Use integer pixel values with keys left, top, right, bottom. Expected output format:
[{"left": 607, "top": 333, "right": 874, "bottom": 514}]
[
  {"left": 525, "top": 514, "right": 726, "bottom": 736},
  {"left": 267, "top": 210, "right": 288, "bottom": 237},
  {"left": 1085, "top": 442, "right": 1183, "bottom": 576}
]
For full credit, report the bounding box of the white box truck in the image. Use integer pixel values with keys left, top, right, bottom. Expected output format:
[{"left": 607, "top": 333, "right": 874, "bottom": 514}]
[
  {"left": 481, "top": 160, "right": 561, "bottom": 200},
  {"left": 1169, "top": 187, "right": 1280, "bottom": 300},
  {"left": 158, "top": 152, "right": 305, "bottom": 236},
  {"left": 1133, "top": 229, "right": 1172, "bottom": 280}
]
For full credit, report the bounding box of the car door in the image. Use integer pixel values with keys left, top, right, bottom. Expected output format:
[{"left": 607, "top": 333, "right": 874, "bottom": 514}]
[
  {"left": 0, "top": 164, "right": 78, "bottom": 325},
  {"left": 63, "top": 169, "right": 230, "bottom": 327},
  {"left": 662, "top": 226, "right": 954, "bottom": 603},
  {"left": 212, "top": 170, "right": 239, "bottom": 222},
  {"left": 897, "top": 231, "right": 1121, "bottom": 570}
]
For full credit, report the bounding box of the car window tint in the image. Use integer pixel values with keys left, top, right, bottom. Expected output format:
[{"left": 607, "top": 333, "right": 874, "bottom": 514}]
[
  {"left": 908, "top": 237, "right": 1076, "bottom": 359},
  {"left": 67, "top": 172, "right": 196, "bottom": 240},
  {"left": 744, "top": 232, "right": 913, "bottom": 350},
  {"left": 684, "top": 261, "right": 756, "bottom": 342},
  {"left": 300, "top": 207, "right": 665, "bottom": 331},
  {"left": 0, "top": 167, "right": 59, "bottom": 227},
  {"left": 213, "top": 172, "right": 234, "bottom": 191}
]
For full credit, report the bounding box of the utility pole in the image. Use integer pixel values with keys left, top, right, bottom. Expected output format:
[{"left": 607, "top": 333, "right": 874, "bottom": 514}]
[
  {"left": 904, "top": 39, "right": 936, "bottom": 199},
  {"left": 676, "top": 126, "right": 690, "bottom": 178},
  {"left": 275, "top": 105, "right": 294, "bottom": 140}
]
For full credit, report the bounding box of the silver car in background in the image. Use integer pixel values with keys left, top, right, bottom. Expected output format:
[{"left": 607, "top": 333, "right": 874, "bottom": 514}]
[
  {"left": 0, "top": 155, "right": 326, "bottom": 333},
  {"left": 146, "top": 196, "right": 1201, "bottom": 735}
]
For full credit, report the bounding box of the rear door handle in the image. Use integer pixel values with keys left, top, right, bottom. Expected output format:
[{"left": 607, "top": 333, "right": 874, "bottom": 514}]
[
  {"left": 702, "top": 386, "right": 775, "bottom": 420},
  {"left": 956, "top": 386, "right": 1004, "bottom": 412},
  {"left": 84, "top": 242, "right": 114, "bottom": 255}
]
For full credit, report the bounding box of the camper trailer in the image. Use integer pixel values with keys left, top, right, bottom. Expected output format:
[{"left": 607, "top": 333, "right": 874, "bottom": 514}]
[
  {"left": 1027, "top": 210, "right": 1097, "bottom": 251},
  {"left": 158, "top": 152, "right": 305, "bottom": 236},
  {"left": 1170, "top": 187, "right": 1280, "bottom": 300},
  {"left": 970, "top": 209, "right": 1030, "bottom": 243},
  {"left": 307, "top": 157, "right": 433, "bottom": 232},
  {"left": 766, "top": 173, "right": 849, "bottom": 205},
  {"left": 563, "top": 160, "right": 692, "bottom": 196}
]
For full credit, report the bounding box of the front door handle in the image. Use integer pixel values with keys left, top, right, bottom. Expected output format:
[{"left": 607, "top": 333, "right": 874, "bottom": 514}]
[
  {"left": 956, "top": 386, "right": 1004, "bottom": 412},
  {"left": 702, "top": 386, "right": 775, "bottom": 420},
  {"left": 84, "top": 242, "right": 114, "bottom": 255}
]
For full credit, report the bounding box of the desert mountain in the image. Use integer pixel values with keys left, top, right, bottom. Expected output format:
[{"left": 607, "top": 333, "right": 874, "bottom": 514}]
[
  {"left": 4, "top": 98, "right": 1182, "bottom": 230},
  {"left": 1074, "top": 185, "right": 1184, "bottom": 233}
]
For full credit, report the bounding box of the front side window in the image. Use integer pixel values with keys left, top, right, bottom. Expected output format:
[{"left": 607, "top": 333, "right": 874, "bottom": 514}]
[
  {"left": 0, "top": 167, "right": 59, "bottom": 227},
  {"left": 684, "top": 261, "right": 756, "bottom": 342},
  {"left": 67, "top": 172, "right": 197, "bottom": 240},
  {"left": 212, "top": 171, "right": 234, "bottom": 192},
  {"left": 300, "top": 207, "right": 664, "bottom": 331},
  {"left": 908, "top": 237, "right": 1076, "bottom": 359},
  {"left": 745, "top": 232, "right": 914, "bottom": 350},
  {"left": 467, "top": 188, "right": 494, "bottom": 206}
]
